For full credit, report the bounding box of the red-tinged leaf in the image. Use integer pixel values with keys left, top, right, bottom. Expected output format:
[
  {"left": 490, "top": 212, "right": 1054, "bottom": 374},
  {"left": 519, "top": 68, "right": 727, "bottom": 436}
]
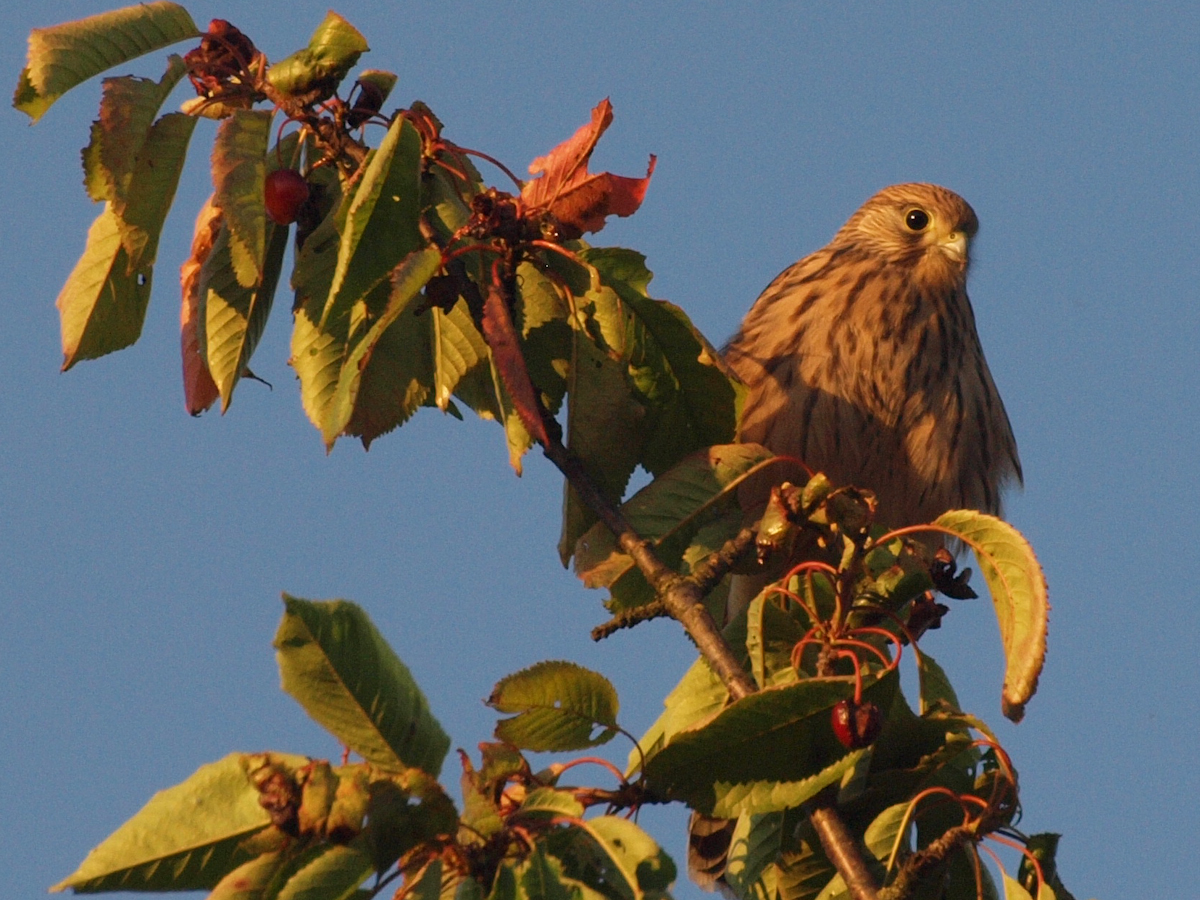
[
  {"left": 180, "top": 197, "right": 222, "bottom": 415},
  {"left": 521, "top": 98, "right": 655, "bottom": 238},
  {"left": 482, "top": 280, "right": 548, "bottom": 447}
]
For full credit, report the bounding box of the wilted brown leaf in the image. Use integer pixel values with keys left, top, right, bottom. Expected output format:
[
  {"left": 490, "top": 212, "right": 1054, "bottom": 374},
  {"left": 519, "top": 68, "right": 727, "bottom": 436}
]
[
  {"left": 521, "top": 98, "right": 655, "bottom": 239},
  {"left": 180, "top": 197, "right": 222, "bottom": 415}
]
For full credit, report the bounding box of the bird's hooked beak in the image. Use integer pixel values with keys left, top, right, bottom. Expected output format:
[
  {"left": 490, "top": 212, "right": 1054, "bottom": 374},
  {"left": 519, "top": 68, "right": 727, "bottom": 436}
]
[{"left": 939, "top": 230, "right": 969, "bottom": 263}]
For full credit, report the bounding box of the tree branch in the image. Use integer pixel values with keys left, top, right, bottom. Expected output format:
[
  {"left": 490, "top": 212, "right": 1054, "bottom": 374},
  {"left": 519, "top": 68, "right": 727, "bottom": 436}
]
[
  {"left": 540, "top": 431, "right": 881, "bottom": 900},
  {"left": 877, "top": 823, "right": 976, "bottom": 900},
  {"left": 541, "top": 437, "right": 757, "bottom": 699}
]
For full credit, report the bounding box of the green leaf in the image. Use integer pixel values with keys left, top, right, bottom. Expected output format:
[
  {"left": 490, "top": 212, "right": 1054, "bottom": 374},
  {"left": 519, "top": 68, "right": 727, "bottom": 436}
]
[
  {"left": 208, "top": 851, "right": 287, "bottom": 900},
  {"left": 322, "top": 116, "right": 424, "bottom": 328},
  {"left": 51, "top": 753, "right": 306, "bottom": 893},
  {"left": 57, "top": 208, "right": 154, "bottom": 369},
  {"left": 81, "top": 55, "right": 186, "bottom": 206},
  {"left": 212, "top": 109, "right": 272, "bottom": 288},
  {"left": 574, "top": 816, "right": 677, "bottom": 899},
  {"left": 916, "top": 650, "right": 962, "bottom": 716},
  {"left": 516, "top": 786, "right": 585, "bottom": 821},
  {"left": 642, "top": 672, "right": 897, "bottom": 818},
  {"left": 558, "top": 315, "right": 645, "bottom": 565},
  {"left": 489, "top": 661, "right": 619, "bottom": 752},
  {"left": 574, "top": 444, "right": 776, "bottom": 611},
  {"left": 118, "top": 111, "right": 197, "bottom": 268},
  {"left": 932, "top": 511, "right": 1048, "bottom": 722},
  {"left": 579, "top": 248, "right": 743, "bottom": 475},
  {"left": 434, "top": 300, "right": 491, "bottom": 413},
  {"left": 365, "top": 771, "right": 458, "bottom": 874},
  {"left": 275, "top": 844, "right": 375, "bottom": 900},
  {"left": 266, "top": 12, "right": 368, "bottom": 101},
  {"left": 813, "top": 802, "right": 908, "bottom": 900},
  {"left": 58, "top": 109, "right": 195, "bottom": 369},
  {"left": 324, "top": 247, "right": 443, "bottom": 448},
  {"left": 200, "top": 132, "right": 300, "bottom": 410},
  {"left": 15, "top": 2, "right": 199, "bottom": 122},
  {"left": 723, "top": 812, "right": 785, "bottom": 900},
  {"left": 274, "top": 596, "right": 451, "bottom": 776},
  {"left": 291, "top": 183, "right": 350, "bottom": 430},
  {"left": 509, "top": 847, "right": 591, "bottom": 900},
  {"left": 628, "top": 656, "right": 728, "bottom": 774}
]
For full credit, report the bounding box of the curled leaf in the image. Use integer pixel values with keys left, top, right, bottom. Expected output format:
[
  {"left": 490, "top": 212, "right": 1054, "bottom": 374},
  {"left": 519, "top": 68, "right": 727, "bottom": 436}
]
[
  {"left": 933, "top": 510, "right": 1049, "bottom": 722},
  {"left": 521, "top": 98, "right": 655, "bottom": 239}
]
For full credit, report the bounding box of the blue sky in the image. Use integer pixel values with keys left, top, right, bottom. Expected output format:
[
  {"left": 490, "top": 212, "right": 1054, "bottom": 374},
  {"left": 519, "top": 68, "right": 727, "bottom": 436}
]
[{"left": 3, "top": 3, "right": 1198, "bottom": 898}]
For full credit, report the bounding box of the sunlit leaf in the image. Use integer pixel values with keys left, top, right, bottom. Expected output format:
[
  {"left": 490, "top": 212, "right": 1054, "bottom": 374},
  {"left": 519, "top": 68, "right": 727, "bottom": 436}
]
[
  {"left": 516, "top": 786, "right": 585, "bottom": 821},
  {"left": 488, "top": 661, "right": 619, "bottom": 752},
  {"left": 932, "top": 511, "right": 1048, "bottom": 721},
  {"left": 15, "top": 2, "right": 199, "bottom": 122},
  {"left": 59, "top": 109, "right": 194, "bottom": 369},
  {"left": 81, "top": 56, "right": 186, "bottom": 207},
  {"left": 723, "top": 812, "right": 784, "bottom": 900},
  {"left": 51, "top": 753, "right": 306, "bottom": 893},
  {"left": 274, "top": 596, "right": 450, "bottom": 776},
  {"left": 212, "top": 109, "right": 272, "bottom": 288},
  {"left": 571, "top": 816, "right": 676, "bottom": 898},
  {"left": 266, "top": 12, "right": 368, "bottom": 101},
  {"left": 629, "top": 656, "right": 728, "bottom": 775},
  {"left": 57, "top": 208, "right": 152, "bottom": 369},
  {"left": 322, "top": 116, "right": 423, "bottom": 328}
]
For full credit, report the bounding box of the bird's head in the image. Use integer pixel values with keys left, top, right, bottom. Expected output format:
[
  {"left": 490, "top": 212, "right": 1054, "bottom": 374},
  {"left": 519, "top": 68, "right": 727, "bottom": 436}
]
[{"left": 833, "top": 182, "right": 979, "bottom": 283}]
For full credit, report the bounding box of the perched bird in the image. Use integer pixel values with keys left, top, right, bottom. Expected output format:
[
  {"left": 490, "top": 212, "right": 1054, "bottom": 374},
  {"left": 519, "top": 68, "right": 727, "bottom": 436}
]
[
  {"left": 726, "top": 182, "right": 1021, "bottom": 533},
  {"left": 690, "top": 183, "right": 1022, "bottom": 889}
]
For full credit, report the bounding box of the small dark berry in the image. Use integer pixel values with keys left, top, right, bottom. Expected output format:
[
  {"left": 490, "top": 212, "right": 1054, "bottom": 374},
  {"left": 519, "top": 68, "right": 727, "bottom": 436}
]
[
  {"left": 831, "top": 699, "right": 883, "bottom": 749},
  {"left": 264, "top": 169, "right": 310, "bottom": 225}
]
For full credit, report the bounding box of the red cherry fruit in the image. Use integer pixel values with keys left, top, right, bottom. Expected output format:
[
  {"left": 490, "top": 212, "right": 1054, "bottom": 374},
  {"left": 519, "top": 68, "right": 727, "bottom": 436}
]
[
  {"left": 831, "top": 699, "right": 883, "bottom": 749},
  {"left": 264, "top": 169, "right": 310, "bottom": 225}
]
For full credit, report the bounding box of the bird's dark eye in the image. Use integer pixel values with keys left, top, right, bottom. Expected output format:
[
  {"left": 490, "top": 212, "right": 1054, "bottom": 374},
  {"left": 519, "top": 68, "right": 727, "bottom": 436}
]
[{"left": 905, "top": 208, "right": 930, "bottom": 231}]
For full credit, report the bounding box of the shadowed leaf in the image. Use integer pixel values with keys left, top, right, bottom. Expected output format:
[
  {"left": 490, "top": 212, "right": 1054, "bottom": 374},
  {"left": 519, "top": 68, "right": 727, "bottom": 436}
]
[
  {"left": 574, "top": 444, "right": 775, "bottom": 611},
  {"left": 642, "top": 673, "right": 897, "bottom": 818},
  {"left": 323, "top": 247, "right": 442, "bottom": 448}
]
